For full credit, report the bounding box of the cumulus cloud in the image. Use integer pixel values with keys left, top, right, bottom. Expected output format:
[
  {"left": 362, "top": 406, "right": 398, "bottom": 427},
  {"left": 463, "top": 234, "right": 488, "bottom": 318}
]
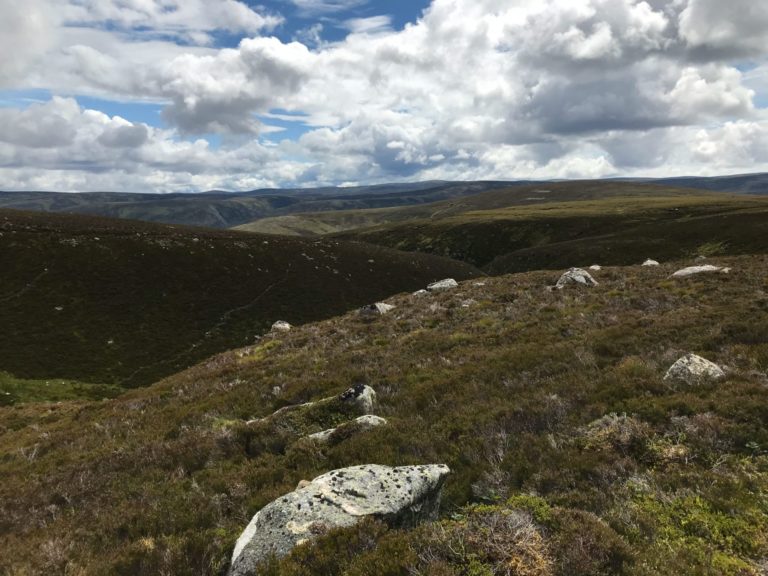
[
  {"left": 0, "top": 0, "right": 57, "bottom": 87},
  {"left": 2, "top": 0, "right": 768, "bottom": 190}
]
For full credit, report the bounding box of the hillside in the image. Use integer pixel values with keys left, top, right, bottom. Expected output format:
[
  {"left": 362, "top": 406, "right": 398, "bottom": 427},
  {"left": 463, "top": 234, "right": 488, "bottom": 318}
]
[
  {"left": 1, "top": 255, "right": 767, "bottom": 574},
  {"left": 0, "top": 209, "right": 481, "bottom": 392},
  {"left": 0, "top": 182, "right": 517, "bottom": 229},
  {"left": 332, "top": 184, "right": 768, "bottom": 273},
  {"left": 235, "top": 181, "right": 713, "bottom": 237}
]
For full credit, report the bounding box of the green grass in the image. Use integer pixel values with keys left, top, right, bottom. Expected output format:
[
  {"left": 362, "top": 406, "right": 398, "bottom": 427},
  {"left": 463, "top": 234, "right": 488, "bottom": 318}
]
[
  {"left": 2, "top": 254, "right": 768, "bottom": 574},
  {"left": 0, "top": 371, "right": 122, "bottom": 405}
]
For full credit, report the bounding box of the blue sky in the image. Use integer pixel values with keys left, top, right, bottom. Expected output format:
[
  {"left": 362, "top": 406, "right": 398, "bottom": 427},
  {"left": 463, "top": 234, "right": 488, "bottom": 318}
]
[{"left": 1, "top": 0, "right": 768, "bottom": 192}]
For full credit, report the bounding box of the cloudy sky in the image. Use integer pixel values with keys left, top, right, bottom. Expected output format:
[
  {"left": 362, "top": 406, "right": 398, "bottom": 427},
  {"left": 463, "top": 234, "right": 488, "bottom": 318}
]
[{"left": 1, "top": 0, "right": 768, "bottom": 192}]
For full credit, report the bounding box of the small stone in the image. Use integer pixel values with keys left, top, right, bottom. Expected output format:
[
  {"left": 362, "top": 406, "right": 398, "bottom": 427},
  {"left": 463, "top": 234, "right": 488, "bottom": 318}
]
[
  {"left": 412, "top": 289, "right": 429, "bottom": 296},
  {"left": 589, "top": 265, "right": 602, "bottom": 271},
  {"left": 359, "top": 303, "right": 395, "bottom": 317},
  {"left": 427, "top": 279, "right": 459, "bottom": 292},
  {"left": 670, "top": 265, "right": 726, "bottom": 278},
  {"left": 664, "top": 353, "right": 725, "bottom": 385},
  {"left": 555, "top": 268, "right": 598, "bottom": 289},
  {"left": 642, "top": 259, "right": 660, "bottom": 267},
  {"left": 308, "top": 415, "right": 388, "bottom": 443},
  {"left": 271, "top": 321, "right": 292, "bottom": 333}
]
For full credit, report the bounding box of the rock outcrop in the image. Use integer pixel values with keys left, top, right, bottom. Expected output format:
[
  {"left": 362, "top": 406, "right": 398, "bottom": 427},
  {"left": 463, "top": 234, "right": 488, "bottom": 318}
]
[
  {"left": 642, "top": 259, "right": 660, "bottom": 267},
  {"left": 664, "top": 353, "right": 725, "bottom": 385},
  {"left": 229, "top": 464, "right": 450, "bottom": 576},
  {"left": 555, "top": 268, "right": 598, "bottom": 289},
  {"left": 308, "top": 414, "right": 388, "bottom": 443},
  {"left": 271, "top": 321, "right": 292, "bottom": 333},
  {"left": 670, "top": 265, "right": 730, "bottom": 278},
  {"left": 248, "top": 384, "right": 377, "bottom": 427},
  {"left": 359, "top": 303, "right": 396, "bottom": 317},
  {"left": 427, "top": 278, "right": 459, "bottom": 292}
]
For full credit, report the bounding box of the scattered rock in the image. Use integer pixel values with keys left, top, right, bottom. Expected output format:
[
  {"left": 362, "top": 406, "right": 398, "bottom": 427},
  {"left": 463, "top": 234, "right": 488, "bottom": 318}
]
[
  {"left": 460, "top": 299, "right": 477, "bottom": 308},
  {"left": 427, "top": 278, "right": 459, "bottom": 292},
  {"left": 359, "top": 302, "right": 396, "bottom": 317},
  {"left": 339, "top": 383, "right": 377, "bottom": 414},
  {"left": 664, "top": 353, "right": 725, "bottom": 385},
  {"left": 248, "top": 384, "right": 377, "bottom": 426},
  {"left": 473, "top": 281, "right": 487, "bottom": 287},
  {"left": 642, "top": 259, "right": 660, "bottom": 267},
  {"left": 670, "top": 265, "right": 728, "bottom": 278},
  {"left": 412, "top": 289, "right": 429, "bottom": 296},
  {"left": 695, "top": 255, "right": 708, "bottom": 261},
  {"left": 229, "top": 464, "right": 450, "bottom": 576},
  {"left": 308, "top": 415, "right": 388, "bottom": 443},
  {"left": 271, "top": 321, "right": 292, "bottom": 333},
  {"left": 589, "top": 265, "right": 602, "bottom": 271},
  {"left": 555, "top": 268, "right": 598, "bottom": 289}
]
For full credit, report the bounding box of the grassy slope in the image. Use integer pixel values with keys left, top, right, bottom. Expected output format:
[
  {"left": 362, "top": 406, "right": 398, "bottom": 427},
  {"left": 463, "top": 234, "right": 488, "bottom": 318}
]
[
  {"left": 333, "top": 187, "right": 768, "bottom": 273},
  {"left": 0, "top": 209, "right": 481, "bottom": 390},
  {"left": 1, "top": 255, "right": 767, "bottom": 574},
  {"left": 235, "top": 181, "right": 712, "bottom": 237}
]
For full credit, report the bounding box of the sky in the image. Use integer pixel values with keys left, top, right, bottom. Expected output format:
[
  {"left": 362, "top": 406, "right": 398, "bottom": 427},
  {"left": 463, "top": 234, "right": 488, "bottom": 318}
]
[{"left": 1, "top": 0, "right": 768, "bottom": 192}]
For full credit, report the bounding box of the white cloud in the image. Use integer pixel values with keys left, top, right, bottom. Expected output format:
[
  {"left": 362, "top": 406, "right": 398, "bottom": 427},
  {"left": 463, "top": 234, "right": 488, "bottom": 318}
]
[
  {"left": 0, "top": 0, "right": 58, "bottom": 87},
  {"left": 2, "top": 0, "right": 768, "bottom": 190}
]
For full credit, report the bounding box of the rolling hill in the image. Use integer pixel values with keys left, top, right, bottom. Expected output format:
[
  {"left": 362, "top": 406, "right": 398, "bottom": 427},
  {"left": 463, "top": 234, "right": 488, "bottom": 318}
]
[
  {"left": 328, "top": 183, "right": 768, "bottom": 273},
  {"left": 2, "top": 255, "right": 767, "bottom": 574},
  {"left": 0, "top": 181, "right": 518, "bottom": 229},
  {"left": 0, "top": 209, "right": 481, "bottom": 393}
]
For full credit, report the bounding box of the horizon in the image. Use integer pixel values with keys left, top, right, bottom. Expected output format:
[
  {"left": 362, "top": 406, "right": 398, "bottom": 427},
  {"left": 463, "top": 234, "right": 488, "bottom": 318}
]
[{"left": 1, "top": 0, "right": 768, "bottom": 192}]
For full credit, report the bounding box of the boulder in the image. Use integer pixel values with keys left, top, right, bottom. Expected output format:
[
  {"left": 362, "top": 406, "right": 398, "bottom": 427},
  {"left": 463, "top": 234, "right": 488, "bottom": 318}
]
[
  {"left": 664, "top": 353, "right": 725, "bottom": 385},
  {"left": 339, "top": 383, "right": 377, "bottom": 414},
  {"left": 642, "top": 259, "right": 660, "bottom": 267},
  {"left": 670, "top": 265, "right": 727, "bottom": 278},
  {"left": 308, "top": 415, "right": 388, "bottom": 443},
  {"left": 555, "top": 268, "right": 598, "bottom": 289},
  {"left": 427, "top": 278, "right": 459, "bottom": 292},
  {"left": 229, "top": 464, "right": 450, "bottom": 576},
  {"left": 359, "top": 302, "right": 396, "bottom": 317},
  {"left": 271, "top": 321, "right": 292, "bottom": 333},
  {"left": 248, "top": 384, "right": 377, "bottom": 427}
]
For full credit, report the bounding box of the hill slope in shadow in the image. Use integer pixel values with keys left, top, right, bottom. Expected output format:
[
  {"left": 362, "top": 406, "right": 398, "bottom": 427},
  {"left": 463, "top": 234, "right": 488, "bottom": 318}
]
[{"left": 0, "top": 209, "right": 481, "bottom": 389}]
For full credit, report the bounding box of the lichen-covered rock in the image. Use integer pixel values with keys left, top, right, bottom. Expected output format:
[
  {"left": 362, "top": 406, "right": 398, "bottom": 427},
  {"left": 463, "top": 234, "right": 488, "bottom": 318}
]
[
  {"left": 642, "top": 259, "right": 660, "bottom": 267},
  {"left": 427, "top": 278, "right": 459, "bottom": 292},
  {"left": 555, "top": 268, "right": 598, "bottom": 289},
  {"left": 359, "top": 302, "right": 396, "bottom": 317},
  {"left": 308, "top": 414, "right": 388, "bottom": 443},
  {"left": 670, "top": 265, "right": 727, "bottom": 278},
  {"left": 229, "top": 464, "right": 450, "bottom": 576},
  {"left": 270, "top": 321, "right": 292, "bottom": 333},
  {"left": 664, "top": 353, "right": 725, "bottom": 384}
]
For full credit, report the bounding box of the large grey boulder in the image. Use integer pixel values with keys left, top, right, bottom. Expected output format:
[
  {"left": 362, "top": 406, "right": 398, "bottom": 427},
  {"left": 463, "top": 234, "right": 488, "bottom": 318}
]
[
  {"left": 359, "top": 302, "right": 396, "bottom": 317},
  {"left": 670, "top": 265, "right": 729, "bottom": 278},
  {"left": 308, "top": 415, "right": 388, "bottom": 443},
  {"left": 427, "top": 278, "right": 459, "bottom": 292},
  {"left": 664, "top": 353, "right": 725, "bottom": 385},
  {"left": 555, "top": 268, "right": 598, "bottom": 289},
  {"left": 229, "top": 464, "right": 450, "bottom": 575}
]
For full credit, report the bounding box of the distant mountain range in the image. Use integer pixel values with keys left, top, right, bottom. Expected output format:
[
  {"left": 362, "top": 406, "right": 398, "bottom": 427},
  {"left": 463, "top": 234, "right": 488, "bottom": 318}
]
[{"left": 0, "top": 174, "right": 765, "bottom": 230}]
